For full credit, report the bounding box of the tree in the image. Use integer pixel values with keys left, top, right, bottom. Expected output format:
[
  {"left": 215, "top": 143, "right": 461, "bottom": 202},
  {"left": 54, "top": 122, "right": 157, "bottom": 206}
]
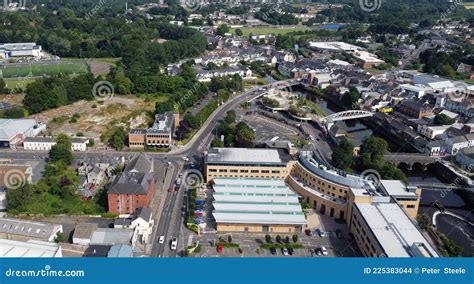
[
  {"left": 434, "top": 113, "right": 454, "bottom": 125},
  {"left": 216, "top": 24, "right": 229, "bottom": 36},
  {"left": 359, "top": 136, "right": 388, "bottom": 168},
  {"left": 292, "top": 234, "right": 299, "bottom": 243},
  {"left": 211, "top": 138, "right": 224, "bottom": 147},
  {"left": 341, "top": 87, "right": 360, "bottom": 108},
  {"left": 331, "top": 138, "right": 354, "bottom": 170},
  {"left": 235, "top": 122, "right": 255, "bottom": 148},
  {"left": 417, "top": 214, "right": 430, "bottom": 231},
  {"left": 276, "top": 235, "right": 282, "bottom": 243},
  {"left": 110, "top": 127, "right": 126, "bottom": 151},
  {"left": 49, "top": 134, "right": 72, "bottom": 165},
  {"left": 0, "top": 78, "right": 6, "bottom": 92},
  {"left": 265, "top": 234, "right": 272, "bottom": 243},
  {"left": 285, "top": 236, "right": 290, "bottom": 244},
  {"left": 227, "top": 235, "right": 232, "bottom": 243},
  {"left": 235, "top": 28, "right": 243, "bottom": 36}
]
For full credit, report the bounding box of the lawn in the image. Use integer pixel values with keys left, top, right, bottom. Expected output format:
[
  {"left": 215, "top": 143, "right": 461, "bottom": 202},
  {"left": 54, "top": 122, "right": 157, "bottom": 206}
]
[
  {"left": 4, "top": 78, "right": 36, "bottom": 90},
  {"left": 1, "top": 62, "right": 88, "bottom": 78},
  {"left": 230, "top": 26, "right": 311, "bottom": 36}
]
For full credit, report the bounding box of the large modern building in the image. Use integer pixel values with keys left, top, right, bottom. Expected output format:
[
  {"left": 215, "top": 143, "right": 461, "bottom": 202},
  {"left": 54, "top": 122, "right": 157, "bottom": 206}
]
[
  {"left": 0, "top": 43, "right": 43, "bottom": 59},
  {"left": 0, "top": 119, "right": 46, "bottom": 149},
  {"left": 286, "top": 151, "right": 437, "bottom": 257},
  {"left": 351, "top": 203, "right": 438, "bottom": 257},
  {"left": 107, "top": 153, "right": 155, "bottom": 215},
  {"left": 211, "top": 177, "right": 306, "bottom": 233},
  {"left": 205, "top": 148, "right": 293, "bottom": 181},
  {"left": 128, "top": 111, "right": 177, "bottom": 149}
]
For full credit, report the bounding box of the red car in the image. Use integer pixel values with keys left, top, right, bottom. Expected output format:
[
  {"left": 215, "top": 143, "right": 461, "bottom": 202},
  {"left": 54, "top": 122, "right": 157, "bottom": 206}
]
[
  {"left": 168, "top": 187, "right": 172, "bottom": 192},
  {"left": 217, "top": 244, "right": 223, "bottom": 253}
]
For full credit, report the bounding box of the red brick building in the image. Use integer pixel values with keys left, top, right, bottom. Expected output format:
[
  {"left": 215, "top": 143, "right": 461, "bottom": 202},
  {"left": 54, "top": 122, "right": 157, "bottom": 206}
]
[{"left": 107, "top": 153, "right": 155, "bottom": 215}]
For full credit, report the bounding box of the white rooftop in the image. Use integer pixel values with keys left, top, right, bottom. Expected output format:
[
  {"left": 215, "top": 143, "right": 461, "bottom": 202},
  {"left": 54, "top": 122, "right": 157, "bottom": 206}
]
[
  {"left": 308, "top": 41, "right": 363, "bottom": 51},
  {"left": 355, "top": 203, "right": 438, "bottom": 257},
  {"left": 206, "top": 148, "right": 284, "bottom": 164},
  {"left": 0, "top": 239, "right": 61, "bottom": 257},
  {"left": 212, "top": 178, "right": 306, "bottom": 225},
  {"left": 0, "top": 119, "right": 36, "bottom": 141},
  {"left": 380, "top": 180, "right": 416, "bottom": 197}
]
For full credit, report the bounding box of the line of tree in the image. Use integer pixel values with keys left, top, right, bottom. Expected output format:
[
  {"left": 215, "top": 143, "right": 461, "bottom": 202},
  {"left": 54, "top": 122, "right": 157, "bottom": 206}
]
[{"left": 210, "top": 110, "right": 256, "bottom": 148}]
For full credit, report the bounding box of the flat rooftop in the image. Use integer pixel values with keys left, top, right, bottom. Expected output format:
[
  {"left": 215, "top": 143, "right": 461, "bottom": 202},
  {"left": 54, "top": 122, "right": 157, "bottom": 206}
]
[
  {"left": 380, "top": 180, "right": 417, "bottom": 197},
  {"left": 212, "top": 177, "right": 306, "bottom": 225},
  {"left": 0, "top": 239, "right": 61, "bottom": 257},
  {"left": 355, "top": 203, "right": 438, "bottom": 257},
  {"left": 206, "top": 148, "right": 287, "bottom": 165}
]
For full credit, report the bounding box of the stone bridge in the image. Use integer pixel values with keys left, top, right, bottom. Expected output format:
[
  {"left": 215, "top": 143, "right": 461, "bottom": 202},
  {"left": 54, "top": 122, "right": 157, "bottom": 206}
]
[{"left": 383, "top": 153, "right": 439, "bottom": 170}]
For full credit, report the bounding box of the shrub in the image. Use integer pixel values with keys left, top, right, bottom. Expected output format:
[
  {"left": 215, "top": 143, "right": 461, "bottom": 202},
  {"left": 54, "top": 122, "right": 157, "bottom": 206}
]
[
  {"left": 265, "top": 234, "right": 272, "bottom": 243},
  {"left": 228, "top": 235, "right": 232, "bottom": 243},
  {"left": 276, "top": 235, "right": 282, "bottom": 243},
  {"left": 292, "top": 234, "right": 299, "bottom": 243}
]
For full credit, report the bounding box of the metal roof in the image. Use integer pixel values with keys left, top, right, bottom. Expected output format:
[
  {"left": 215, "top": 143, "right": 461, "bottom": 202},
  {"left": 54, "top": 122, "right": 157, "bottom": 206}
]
[
  {"left": 211, "top": 177, "right": 306, "bottom": 225},
  {"left": 206, "top": 148, "right": 284, "bottom": 165}
]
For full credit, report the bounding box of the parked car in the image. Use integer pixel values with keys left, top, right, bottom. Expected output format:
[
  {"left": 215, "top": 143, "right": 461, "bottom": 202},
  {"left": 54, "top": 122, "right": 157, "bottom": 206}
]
[
  {"left": 305, "top": 229, "right": 312, "bottom": 236},
  {"left": 217, "top": 244, "right": 223, "bottom": 253},
  {"left": 288, "top": 247, "right": 294, "bottom": 255},
  {"left": 335, "top": 229, "right": 343, "bottom": 238},
  {"left": 316, "top": 248, "right": 322, "bottom": 256},
  {"left": 175, "top": 186, "right": 179, "bottom": 192},
  {"left": 159, "top": 236, "right": 165, "bottom": 244},
  {"left": 168, "top": 187, "right": 172, "bottom": 192},
  {"left": 270, "top": 247, "right": 277, "bottom": 255},
  {"left": 321, "top": 246, "right": 328, "bottom": 256},
  {"left": 282, "top": 248, "right": 289, "bottom": 256},
  {"left": 170, "top": 238, "right": 178, "bottom": 250},
  {"left": 317, "top": 229, "right": 326, "bottom": 237},
  {"left": 182, "top": 157, "right": 189, "bottom": 161}
]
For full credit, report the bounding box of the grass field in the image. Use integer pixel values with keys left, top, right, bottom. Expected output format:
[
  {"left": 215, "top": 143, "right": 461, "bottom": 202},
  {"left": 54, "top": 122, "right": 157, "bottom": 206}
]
[
  {"left": 230, "top": 26, "right": 311, "bottom": 36},
  {"left": 1, "top": 62, "right": 88, "bottom": 78},
  {"left": 4, "top": 78, "right": 36, "bottom": 90}
]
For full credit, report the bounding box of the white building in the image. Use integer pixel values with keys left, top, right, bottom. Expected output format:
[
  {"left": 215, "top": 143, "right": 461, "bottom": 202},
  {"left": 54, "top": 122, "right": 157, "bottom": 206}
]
[
  {"left": 0, "top": 119, "right": 45, "bottom": 149},
  {"left": 23, "top": 137, "right": 89, "bottom": 151},
  {"left": 0, "top": 218, "right": 63, "bottom": 242},
  {"left": 417, "top": 125, "right": 450, "bottom": 139},
  {"left": 131, "top": 207, "right": 154, "bottom": 243},
  {"left": 196, "top": 67, "right": 253, "bottom": 82},
  {"left": 0, "top": 239, "right": 62, "bottom": 257},
  {"left": 0, "top": 43, "right": 43, "bottom": 59}
]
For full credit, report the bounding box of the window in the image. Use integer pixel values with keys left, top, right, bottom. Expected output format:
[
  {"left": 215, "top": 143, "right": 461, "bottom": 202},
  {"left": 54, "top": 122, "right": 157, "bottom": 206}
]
[
  {"left": 251, "top": 170, "right": 259, "bottom": 173},
  {"left": 407, "top": 205, "right": 416, "bottom": 208}
]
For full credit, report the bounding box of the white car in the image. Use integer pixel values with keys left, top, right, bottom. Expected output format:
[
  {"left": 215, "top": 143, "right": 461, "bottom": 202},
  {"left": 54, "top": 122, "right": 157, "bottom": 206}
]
[
  {"left": 282, "top": 248, "right": 289, "bottom": 256},
  {"left": 159, "top": 236, "right": 165, "bottom": 244},
  {"left": 321, "top": 246, "right": 328, "bottom": 256},
  {"left": 170, "top": 237, "right": 178, "bottom": 250},
  {"left": 182, "top": 157, "right": 189, "bottom": 161}
]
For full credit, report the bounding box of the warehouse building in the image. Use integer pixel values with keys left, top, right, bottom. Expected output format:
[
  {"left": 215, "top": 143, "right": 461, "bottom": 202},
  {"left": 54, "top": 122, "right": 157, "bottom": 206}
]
[{"left": 211, "top": 177, "right": 306, "bottom": 233}]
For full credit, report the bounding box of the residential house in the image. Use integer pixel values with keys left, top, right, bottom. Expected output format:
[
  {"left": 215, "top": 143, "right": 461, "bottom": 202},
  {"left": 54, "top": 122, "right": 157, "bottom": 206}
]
[{"left": 131, "top": 207, "right": 154, "bottom": 243}]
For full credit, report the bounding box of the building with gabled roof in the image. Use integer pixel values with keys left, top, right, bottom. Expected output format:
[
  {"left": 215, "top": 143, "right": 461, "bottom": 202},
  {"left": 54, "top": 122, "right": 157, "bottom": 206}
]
[{"left": 107, "top": 153, "right": 155, "bottom": 215}]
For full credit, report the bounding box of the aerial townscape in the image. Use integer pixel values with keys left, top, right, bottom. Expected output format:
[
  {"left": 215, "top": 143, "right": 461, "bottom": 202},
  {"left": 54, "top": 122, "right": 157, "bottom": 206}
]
[{"left": 0, "top": 0, "right": 473, "bottom": 261}]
